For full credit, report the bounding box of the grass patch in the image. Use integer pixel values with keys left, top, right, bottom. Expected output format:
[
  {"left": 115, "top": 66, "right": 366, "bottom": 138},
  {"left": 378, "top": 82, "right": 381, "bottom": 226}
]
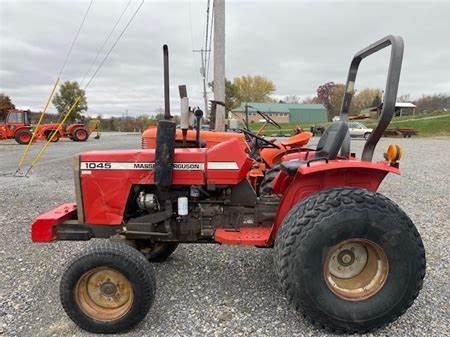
[
  {"left": 249, "top": 111, "right": 450, "bottom": 137},
  {"left": 382, "top": 115, "right": 450, "bottom": 136}
]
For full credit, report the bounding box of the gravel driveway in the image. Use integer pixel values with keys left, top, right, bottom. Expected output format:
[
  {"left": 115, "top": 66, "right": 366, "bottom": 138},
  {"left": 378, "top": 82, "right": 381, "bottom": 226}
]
[{"left": 0, "top": 134, "right": 449, "bottom": 337}]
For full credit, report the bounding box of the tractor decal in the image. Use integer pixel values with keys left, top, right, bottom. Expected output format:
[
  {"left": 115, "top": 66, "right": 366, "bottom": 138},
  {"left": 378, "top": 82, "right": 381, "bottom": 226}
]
[{"left": 80, "top": 161, "right": 213, "bottom": 171}]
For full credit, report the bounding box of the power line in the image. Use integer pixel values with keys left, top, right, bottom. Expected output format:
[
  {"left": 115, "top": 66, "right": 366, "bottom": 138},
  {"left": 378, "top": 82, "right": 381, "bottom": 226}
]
[
  {"left": 58, "top": 0, "right": 94, "bottom": 78},
  {"left": 206, "top": 4, "right": 214, "bottom": 83},
  {"left": 80, "top": 0, "right": 133, "bottom": 87},
  {"left": 84, "top": 0, "right": 145, "bottom": 90}
]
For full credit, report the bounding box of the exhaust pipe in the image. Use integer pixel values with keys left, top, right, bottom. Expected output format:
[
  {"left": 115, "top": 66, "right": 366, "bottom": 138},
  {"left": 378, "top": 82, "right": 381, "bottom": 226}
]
[
  {"left": 163, "top": 44, "right": 172, "bottom": 120},
  {"left": 155, "top": 45, "right": 176, "bottom": 186}
]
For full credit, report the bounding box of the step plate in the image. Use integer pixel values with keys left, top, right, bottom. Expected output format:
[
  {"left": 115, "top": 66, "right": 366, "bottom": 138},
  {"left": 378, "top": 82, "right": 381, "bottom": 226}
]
[{"left": 214, "top": 227, "right": 272, "bottom": 246}]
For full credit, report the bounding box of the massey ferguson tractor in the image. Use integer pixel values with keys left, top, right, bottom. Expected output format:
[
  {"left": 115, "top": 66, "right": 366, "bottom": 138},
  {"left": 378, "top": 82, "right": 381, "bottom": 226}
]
[
  {"left": 31, "top": 36, "right": 425, "bottom": 334},
  {"left": 0, "top": 109, "right": 100, "bottom": 144}
]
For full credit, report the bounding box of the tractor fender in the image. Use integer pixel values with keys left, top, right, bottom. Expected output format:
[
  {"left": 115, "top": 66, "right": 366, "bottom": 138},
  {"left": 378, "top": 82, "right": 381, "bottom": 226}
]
[
  {"left": 269, "top": 161, "right": 400, "bottom": 241},
  {"left": 66, "top": 123, "right": 84, "bottom": 134}
]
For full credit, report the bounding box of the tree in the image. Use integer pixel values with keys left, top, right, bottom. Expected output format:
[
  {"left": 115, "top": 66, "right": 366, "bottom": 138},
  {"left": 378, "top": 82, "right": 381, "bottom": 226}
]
[
  {"left": 209, "top": 78, "right": 240, "bottom": 112},
  {"left": 232, "top": 75, "right": 276, "bottom": 106},
  {"left": 282, "top": 95, "right": 302, "bottom": 104},
  {"left": 328, "top": 84, "right": 346, "bottom": 118},
  {"left": 0, "top": 93, "right": 15, "bottom": 113},
  {"left": 52, "top": 81, "right": 88, "bottom": 122},
  {"left": 414, "top": 94, "right": 449, "bottom": 113},
  {"left": 371, "top": 93, "right": 382, "bottom": 108},
  {"left": 316, "top": 82, "right": 337, "bottom": 119},
  {"left": 397, "top": 94, "right": 411, "bottom": 103},
  {"left": 353, "top": 88, "right": 383, "bottom": 112},
  {"left": 302, "top": 96, "right": 321, "bottom": 104}
]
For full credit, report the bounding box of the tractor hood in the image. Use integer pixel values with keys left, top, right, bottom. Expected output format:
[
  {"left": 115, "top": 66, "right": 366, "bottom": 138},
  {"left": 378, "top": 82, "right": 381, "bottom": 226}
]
[{"left": 74, "top": 138, "right": 253, "bottom": 225}]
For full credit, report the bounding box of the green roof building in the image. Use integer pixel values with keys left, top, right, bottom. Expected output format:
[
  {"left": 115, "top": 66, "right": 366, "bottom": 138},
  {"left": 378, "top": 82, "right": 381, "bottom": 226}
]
[{"left": 232, "top": 102, "right": 328, "bottom": 124}]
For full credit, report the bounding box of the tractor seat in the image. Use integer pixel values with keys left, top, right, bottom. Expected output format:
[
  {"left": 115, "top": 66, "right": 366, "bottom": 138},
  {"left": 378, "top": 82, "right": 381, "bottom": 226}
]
[{"left": 280, "top": 121, "right": 349, "bottom": 176}]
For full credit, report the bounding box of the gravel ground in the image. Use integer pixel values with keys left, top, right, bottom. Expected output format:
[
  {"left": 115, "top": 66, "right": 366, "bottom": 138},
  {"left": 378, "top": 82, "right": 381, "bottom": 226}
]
[{"left": 0, "top": 134, "right": 449, "bottom": 337}]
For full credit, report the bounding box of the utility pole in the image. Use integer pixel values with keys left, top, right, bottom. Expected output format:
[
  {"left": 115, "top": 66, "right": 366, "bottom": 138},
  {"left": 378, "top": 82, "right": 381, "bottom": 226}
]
[
  {"left": 213, "top": 0, "right": 225, "bottom": 131},
  {"left": 193, "top": 48, "right": 210, "bottom": 118}
]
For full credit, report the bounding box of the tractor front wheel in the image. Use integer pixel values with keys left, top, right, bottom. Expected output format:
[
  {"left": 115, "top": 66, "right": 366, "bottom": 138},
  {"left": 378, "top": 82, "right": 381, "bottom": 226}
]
[
  {"left": 274, "top": 187, "right": 425, "bottom": 333},
  {"left": 60, "top": 241, "right": 156, "bottom": 333},
  {"left": 14, "top": 129, "right": 32, "bottom": 145},
  {"left": 259, "top": 164, "right": 280, "bottom": 195},
  {"left": 72, "top": 127, "right": 89, "bottom": 142},
  {"left": 46, "top": 131, "right": 60, "bottom": 142}
]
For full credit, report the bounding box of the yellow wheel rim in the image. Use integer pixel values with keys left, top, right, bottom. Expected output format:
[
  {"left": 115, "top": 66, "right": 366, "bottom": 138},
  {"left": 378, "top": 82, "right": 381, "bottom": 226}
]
[
  {"left": 324, "top": 239, "right": 389, "bottom": 301},
  {"left": 75, "top": 267, "right": 134, "bottom": 321}
]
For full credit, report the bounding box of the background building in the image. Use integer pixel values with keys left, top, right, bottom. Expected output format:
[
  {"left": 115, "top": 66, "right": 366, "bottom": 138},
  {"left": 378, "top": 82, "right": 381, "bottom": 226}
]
[{"left": 232, "top": 102, "right": 328, "bottom": 124}]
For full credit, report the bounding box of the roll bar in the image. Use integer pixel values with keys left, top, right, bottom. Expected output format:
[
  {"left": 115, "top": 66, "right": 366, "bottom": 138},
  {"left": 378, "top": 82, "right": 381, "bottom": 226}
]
[{"left": 339, "top": 35, "right": 404, "bottom": 161}]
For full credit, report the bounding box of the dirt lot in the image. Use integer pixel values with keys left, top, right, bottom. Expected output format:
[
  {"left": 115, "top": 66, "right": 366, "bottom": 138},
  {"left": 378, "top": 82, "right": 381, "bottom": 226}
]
[{"left": 0, "top": 134, "right": 449, "bottom": 337}]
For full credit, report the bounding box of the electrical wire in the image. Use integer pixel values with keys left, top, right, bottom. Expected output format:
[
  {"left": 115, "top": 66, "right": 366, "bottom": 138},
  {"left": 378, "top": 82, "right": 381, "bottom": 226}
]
[
  {"left": 84, "top": 0, "right": 145, "bottom": 90},
  {"left": 58, "top": 0, "right": 94, "bottom": 78},
  {"left": 21, "top": 0, "right": 145, "bottom": 176},
  {"left": 80, "top": 0, "right": 133, "bottom": 87}
]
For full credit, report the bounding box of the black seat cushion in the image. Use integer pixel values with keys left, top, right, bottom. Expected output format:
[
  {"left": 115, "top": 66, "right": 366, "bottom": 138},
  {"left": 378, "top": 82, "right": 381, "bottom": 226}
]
[{"left": 280, "top": 121, "right": 349, "bottom": 176}]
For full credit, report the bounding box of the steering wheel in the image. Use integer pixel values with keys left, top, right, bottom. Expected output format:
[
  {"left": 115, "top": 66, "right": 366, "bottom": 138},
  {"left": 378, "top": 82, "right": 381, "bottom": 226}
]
[
  {"left": 256, "top": 110, "right": 281, "bottom": 129},
  {"left": 239, "top": 128, "right": 281, "bottom": 149}
]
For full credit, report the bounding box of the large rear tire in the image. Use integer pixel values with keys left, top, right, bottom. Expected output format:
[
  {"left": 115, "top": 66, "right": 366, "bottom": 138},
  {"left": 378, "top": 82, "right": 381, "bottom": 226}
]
[
  {"left": 60, "top": 241, "right": 156, "bottom": 333},
  {"left": 274, "top": 187, "right": 425, "bottom": 333},
  {"left": 14, "top": 129, "right": 32, "bottom": 145}
]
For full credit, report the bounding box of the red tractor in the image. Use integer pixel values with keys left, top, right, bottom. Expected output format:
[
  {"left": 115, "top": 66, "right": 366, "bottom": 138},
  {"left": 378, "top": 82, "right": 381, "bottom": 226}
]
[
  {"left": 0, "top": 109, "right": 99, "bottom": 144},
  {"left": 31, "top": 36, "right": 425, "bottom": 334}
]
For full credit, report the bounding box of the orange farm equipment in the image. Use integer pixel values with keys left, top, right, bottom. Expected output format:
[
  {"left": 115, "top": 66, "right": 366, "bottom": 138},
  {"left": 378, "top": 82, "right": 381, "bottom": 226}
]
[{"left": 0, "top": 110, "right": 100, "bottom": 144}]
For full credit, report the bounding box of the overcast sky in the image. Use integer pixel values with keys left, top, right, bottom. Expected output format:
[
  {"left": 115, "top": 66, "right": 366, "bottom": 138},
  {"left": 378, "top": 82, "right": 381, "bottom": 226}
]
[{"left": 1, "top": 0, "right": 449, "bottom": 117}]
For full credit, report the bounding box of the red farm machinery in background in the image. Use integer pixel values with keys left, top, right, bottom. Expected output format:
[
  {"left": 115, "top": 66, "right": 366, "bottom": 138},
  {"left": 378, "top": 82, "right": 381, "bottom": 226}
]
[
  {"left": 31, "top": 37, "right": 425, "bottom": 334},
  {"left": 0, "top": 109, "right": 100, "bottom": 144}
]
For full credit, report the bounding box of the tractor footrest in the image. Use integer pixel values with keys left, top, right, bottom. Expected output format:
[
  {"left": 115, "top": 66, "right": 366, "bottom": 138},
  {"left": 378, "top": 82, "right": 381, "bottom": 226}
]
[{"left": 214, "top": 227, "right": 272, "bottom": 246}]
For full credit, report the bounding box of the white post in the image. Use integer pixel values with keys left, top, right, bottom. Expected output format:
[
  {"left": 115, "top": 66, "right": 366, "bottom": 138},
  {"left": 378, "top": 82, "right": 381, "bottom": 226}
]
[{"left": 213, "top": 0, "right": 225, "bottom": 131}]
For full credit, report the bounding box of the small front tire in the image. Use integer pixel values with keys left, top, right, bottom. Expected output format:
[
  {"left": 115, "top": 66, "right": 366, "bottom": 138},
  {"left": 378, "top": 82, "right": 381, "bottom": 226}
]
[
  {"left": 46, "top": 131, "right": 60, "bottom": 142},
  {"left": 60, "top": 241, "right": 156, "bottom": 333}
]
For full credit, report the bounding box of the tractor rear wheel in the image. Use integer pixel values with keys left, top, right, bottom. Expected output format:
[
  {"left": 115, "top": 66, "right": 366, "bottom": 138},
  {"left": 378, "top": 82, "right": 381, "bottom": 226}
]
[
  {"left": 72, "top": 127, "right": 89, "bottom": 142},
  {"left": 14, "top": 129, "right": 32, "bottom": 144},
  {"left": 274, "top": 187, "right": 425, "bottom": 333},
  {"left": 60, "top": 241, "right": 156, "bottom": 333},
  {"left": 134, "top": 240, "right": 179, "bottom": 262}
]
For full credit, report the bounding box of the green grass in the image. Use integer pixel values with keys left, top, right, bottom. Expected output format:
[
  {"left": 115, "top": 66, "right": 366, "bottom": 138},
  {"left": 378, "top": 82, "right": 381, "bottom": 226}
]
[
  {"left": 248, "top": 121, "right": 330, "bottom": 136},
  {"left": 249, "top": 111, "right": 450, "bottom": 137},
  {"left": 369, "top": 114, "right": 450, "bottom": 137}
]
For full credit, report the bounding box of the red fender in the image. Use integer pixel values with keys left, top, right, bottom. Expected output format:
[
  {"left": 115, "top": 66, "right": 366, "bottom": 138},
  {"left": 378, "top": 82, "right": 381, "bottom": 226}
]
[{"left": 268, "top": 160, "right": 400, "bottom": 242}]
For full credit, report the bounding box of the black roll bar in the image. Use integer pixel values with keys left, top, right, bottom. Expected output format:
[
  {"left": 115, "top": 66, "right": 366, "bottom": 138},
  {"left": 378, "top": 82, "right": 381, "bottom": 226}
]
[{"left": 339, "top": 35, "right": 404, "bottom": 161}]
